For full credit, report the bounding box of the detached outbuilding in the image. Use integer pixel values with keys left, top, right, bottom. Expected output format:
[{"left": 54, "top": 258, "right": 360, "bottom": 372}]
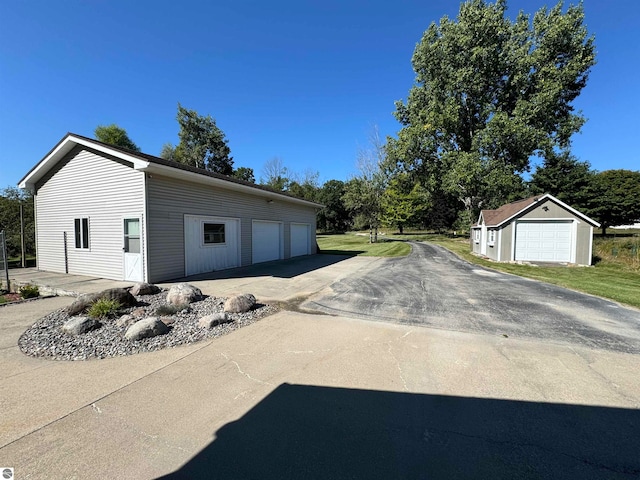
[
  {"left": 18, "top": 133, "right": 321, "bottom": 282},
  {"left": 471, "top": 194, "right": 599, "bottom": 266}
]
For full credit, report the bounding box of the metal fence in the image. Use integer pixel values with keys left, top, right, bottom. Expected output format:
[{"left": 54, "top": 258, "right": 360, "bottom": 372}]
[{"left": 0, "top": 230, "right": 9, "bottom": 292}]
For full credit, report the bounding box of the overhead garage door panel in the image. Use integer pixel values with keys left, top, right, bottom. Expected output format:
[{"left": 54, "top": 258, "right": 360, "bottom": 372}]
[
  {"left": 290, "top": 223, "right": 310, "bottom": 257},
  {"left": 515, "top": 221, "right": 572, "bottom": 262},
  {"left": 252, "top": 221, "right": 283, "bottom": 264}
]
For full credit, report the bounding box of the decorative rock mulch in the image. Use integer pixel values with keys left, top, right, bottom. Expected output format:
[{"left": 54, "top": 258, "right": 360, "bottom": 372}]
[{"left": 18, "top": 287, "right": 277, "bottom": 361}]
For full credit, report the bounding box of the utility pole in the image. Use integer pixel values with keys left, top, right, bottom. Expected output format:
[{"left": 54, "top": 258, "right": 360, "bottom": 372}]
[
  {"left": 20, "top": 203, "right": 26, "bottom": 268},
  {"left": 1, "top": 230, "right": 9, "bottom": 291}
]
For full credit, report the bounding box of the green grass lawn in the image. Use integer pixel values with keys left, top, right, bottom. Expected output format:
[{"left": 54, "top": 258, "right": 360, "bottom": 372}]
[
  {"left": 317, "top": 233, "right": 410, "bottom": 257},
  {"left": 6, "top": 256, "right": 36, "bottom": 268},
  {"left": 318, "top": 232, "right": 640, "bottom": 309}
]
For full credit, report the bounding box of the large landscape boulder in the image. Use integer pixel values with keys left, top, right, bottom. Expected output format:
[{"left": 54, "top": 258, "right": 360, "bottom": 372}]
[
  {"left": 129, "top": 282, "right": 161, "bottom": 296},
  {"left": 116, "top": 314, "right": 137, "bottom": 328},
  {"left": 61, "top": 316, "right": 101, "bottom": 335},
  {"left": 198, "top": 313, "right": 231, "bottom": 329},
  {"left": 66, "top": 293, "right": 101, "bottom": 316},
  {"left": 166, "top": 283, "right": 203, "bottom": 306},
  {"left": 224, "top": 294, "right": 256, "bottom": 313},
  {"left": 124, "top": 317, "right": 169, "bottom": 341},
  {"left": 100, "top": 288, "right": 138, "bottom": 307},
  {"left": 66, "top": 288, "right": 137, "bottom": 316}
]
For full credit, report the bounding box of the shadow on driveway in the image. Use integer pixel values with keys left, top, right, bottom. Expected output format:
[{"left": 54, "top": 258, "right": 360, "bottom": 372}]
[
  {"left": 160, "top": 383, "right": 639, "bottom": 479},
  {"left": 172, "top": 253, "right": 357, "bottom": 282}
]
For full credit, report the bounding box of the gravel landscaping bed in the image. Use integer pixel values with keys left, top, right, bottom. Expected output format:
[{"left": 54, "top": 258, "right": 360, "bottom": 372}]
[{"left": 18, "top": 291, "right": 277, "bottom": 361}]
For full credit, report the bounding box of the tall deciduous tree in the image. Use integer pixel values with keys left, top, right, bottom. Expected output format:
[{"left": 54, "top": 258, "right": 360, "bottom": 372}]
[
  {"left": 288, "top": 170, "right": 320, "bottom": 202},
  {"left": 260, "top": 157, "right": 290, "bottom": 191},
  {"left": 343, "top": 127, "right": 387, "bottom": 242},
  {"left": 316, "top": 180, "right": 351, "bottom": 232},
  {"left": 388, "top": 0, "right": 595, "bottom": 227},
  {"left": 381, "top": 173, "right": 428, "bottom": 234},
  {"left": 231, "top": 167, "right": 255, "bottom": 183},
  {"left": 529, "top": 149, "right": 594, "bottom": 210},
  {"left": 586, "top": 170, "right": 640, "bottom": 235},
  {"left": 163, "top": 104, "right": 234, "bottom": 175},
  {"left": 94, "top": 124, "right": 140, "bottom": 151}
]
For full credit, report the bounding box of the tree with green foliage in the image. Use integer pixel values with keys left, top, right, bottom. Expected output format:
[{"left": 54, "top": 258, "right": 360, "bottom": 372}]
[
  {"left": 0, "top": 187, "right": 35, "bottom": 261},
  {"left": 529, "top": 149, "right": 594, "bottom": 210},
  {"left": 343, "top": 128, "right": 387, "bottom": 241},
  {"left": 585, "top": 170, "right": 640, "bottom": 235},
  {"left": 381, "top": 173, "right": 429, "bottom": 233},
  {"left": 94, "top": 124, "right": 140, "bottom": 151},
  {"left": 316, "top": 180, "right": 351, "bottom": 232},
  {"left": 388, "top": 0, "right": 596, "bottom": 227},
  {"left": 159, "top": 142, "right": 176, "bottom": 161},
  {"left": 422, "top": 191, "right": 461, "bottom": 232},
  {"left": 287, "top": 170, "right": 320, "bottom": 202},
  {"left": 260, "top": 157, "right": 290, "bottom": 191},
  {"left": 162, "top": 104, "right": 234, "bottom": 175},
  {"left": 231, "top": 167, "right": 255, "bottom": 183}
]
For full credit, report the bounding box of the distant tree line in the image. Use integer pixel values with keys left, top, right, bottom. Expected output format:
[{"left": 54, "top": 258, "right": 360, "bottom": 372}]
[{"left": 0, "top": 187, "right": 35, "bottom": 262}]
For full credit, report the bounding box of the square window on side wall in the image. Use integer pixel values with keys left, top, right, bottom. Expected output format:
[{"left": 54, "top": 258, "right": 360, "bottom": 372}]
[{"left": 203, "top": 223, "right": 225, "bottom": 244}]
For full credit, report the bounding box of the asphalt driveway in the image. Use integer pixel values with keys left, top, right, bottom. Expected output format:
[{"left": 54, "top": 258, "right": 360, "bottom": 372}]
[{"left": 305, "top": 242, "right": 640, "bottom": 354}]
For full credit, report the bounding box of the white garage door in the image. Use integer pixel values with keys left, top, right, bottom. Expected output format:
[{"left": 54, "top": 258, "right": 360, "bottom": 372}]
[
  {"left": 515, "top": 221, "right": 572, "bottom": 262},
  {"left": 184, "top": 215, "right": 240, "bottom": 276},
  {"left": 252, "top": 220, "right": 283, "bottom": 264},
  {"left": 290, "top": 223, "right": 311, "bottom": 257}
]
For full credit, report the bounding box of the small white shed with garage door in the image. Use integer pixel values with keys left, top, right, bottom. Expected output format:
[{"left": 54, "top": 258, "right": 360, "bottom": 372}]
[
  {"left": 18, "top": 133, "right": 323, "bottom": 282},
  {"left": 471, "top": 194, "right": 599, "bottom": 266}
]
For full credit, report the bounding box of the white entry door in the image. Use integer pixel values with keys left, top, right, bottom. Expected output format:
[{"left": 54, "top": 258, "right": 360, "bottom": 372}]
[
  {"left": 252, "top": 220, "right": 283, "bottom": 264},
  {"left": 184, "top": 215, "right": 240, "bottom": 276},
  {"left": 290, "top": 223, "right": 311, "bottom": 257},
  {"left": 123, "top": 218, "right": 143, "bottom": 281}
]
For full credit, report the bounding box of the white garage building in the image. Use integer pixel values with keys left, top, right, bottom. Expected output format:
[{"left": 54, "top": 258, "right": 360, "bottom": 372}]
[
  {"left": 471, "top": 194, "right": 599, "bottom": 266},
  {"left": 18, "top": 133, "right": 321, "bottom": 283}
]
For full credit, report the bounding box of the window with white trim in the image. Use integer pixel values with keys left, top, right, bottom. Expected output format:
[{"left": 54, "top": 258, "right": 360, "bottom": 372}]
[
  {"left": 203, "top": 223, "right": 225, "bottom": 245},
  {"left": 488, "top": 229, "right": 496, "bottom": 246},
  {"left": 473, "top": 229, "right": 480, "bottom": 243},
  {"left": 74, "top": 218, "right": 89, "bottom": 249}
]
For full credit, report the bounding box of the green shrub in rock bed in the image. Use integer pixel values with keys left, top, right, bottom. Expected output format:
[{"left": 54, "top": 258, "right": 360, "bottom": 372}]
[
  {"left": 87, "top": 298, "right": 122, "bottom": 319},
  {"left": 19, "top": 284, "right": 40, "bottom": 299},
  {"left": 155, "top": 303, "right": 189, "bottom": 316}
]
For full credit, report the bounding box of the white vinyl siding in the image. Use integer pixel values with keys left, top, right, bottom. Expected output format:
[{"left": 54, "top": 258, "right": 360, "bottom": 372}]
[
  {"left": 146, "top": 174, "right": 317, "bottom": 282},
  {"left": 34, "top": 147, "right": 145, "bottom": 280}
]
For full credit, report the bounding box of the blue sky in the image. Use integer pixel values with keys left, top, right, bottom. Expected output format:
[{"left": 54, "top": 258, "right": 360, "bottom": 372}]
[{"left": 1, "top": 0, "right": 638, "bottom": 188}]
